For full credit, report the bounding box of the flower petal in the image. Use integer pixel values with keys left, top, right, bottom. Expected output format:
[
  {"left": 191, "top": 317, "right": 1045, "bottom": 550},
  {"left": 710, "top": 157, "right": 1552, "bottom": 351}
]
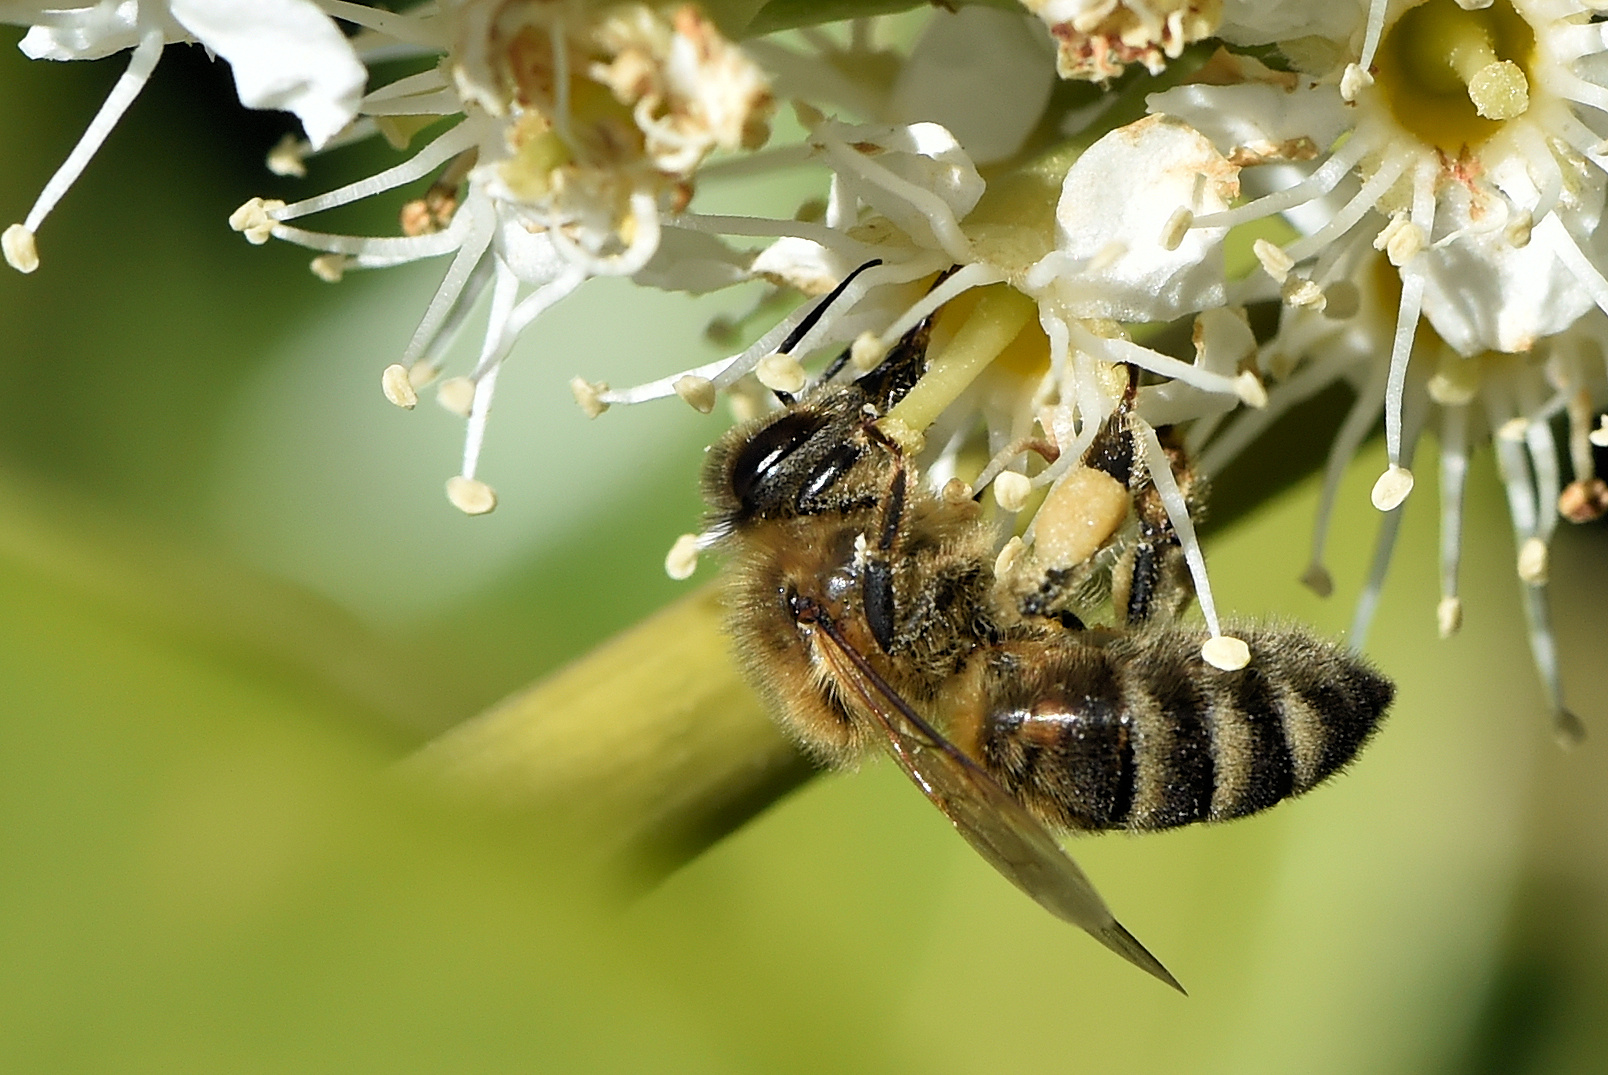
[{"left": 169, "top": 0, "right": 364, "bottom": 147}]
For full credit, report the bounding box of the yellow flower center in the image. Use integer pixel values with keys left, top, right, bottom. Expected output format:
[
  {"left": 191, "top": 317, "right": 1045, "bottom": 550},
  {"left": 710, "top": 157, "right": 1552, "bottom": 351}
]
[{"left": 1375, "top": 0, "right": 1536, "bottom": 154}]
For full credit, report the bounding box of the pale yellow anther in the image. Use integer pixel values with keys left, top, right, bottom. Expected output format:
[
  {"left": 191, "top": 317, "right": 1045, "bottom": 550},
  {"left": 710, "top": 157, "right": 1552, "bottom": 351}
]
[
  {"left": 1371, "top": 465, "right": 1415, "bottom": 511},
  {"left": 1340, "top": 62, "right": 1374, "bottom": 102},
  {"left": 1437, "top": 596, "right": 1463, "bottom": 639},
  {"left": 1160, "top": 207, "right": 1192, "bottom": 251},
  {"left": 570, "top": 377, "right": 610, "bottom": 418},
  {"left": 1375, "top": 216, "right": 1426, "bottom": 266},
  {"left": 1517, "top": 536, "right": 1548, "bottom": 584},
  {"left": 993, "top": 471, "right": 1032, "bottom": 512},
  {"left": 1301, "top": 563, "right": 1334, "bottom": 598},
  {"left": 756, "top": 352, "right": 806, "bottom": 395},
  {"left": 664, "top": 533, "right": 701, "bottom": 580},
  {"left": 673, "top": 375, "right": 717, "bottom": 413},
  {"left": 1252, "top": 238, "right": 1293, "bottom": 283},
  {"left": 310, "top": 254, "right": 348, "bottom": 283},
  {"left": 266, "top": 133, "right": 308, "bottom": 178},
  {"left": 993, "top": 536, "right": 1027, "bottom": 582},
  {"left": 1234, "top": 370, "right": 1269, "bottom": 408},
  {"left": 941, "top": 477, "right": 975, "bottom": 504},
  {"left": 850, "top": 331, "right": 886, "bottom": 372},
  {"left": 1427, "top": 352, "right": 1482, "bottom": 405},
  {"left": 228, "top": 198, "right": 286, "bottom": 245},
  {"left": 1281, "top": 275, "right": 1326, "bottom": 311},
  {"left": 3, "top": 224, "right": 38, "bottom": 273},
  {"left": 446, "top": 475, "right": 497, "bottom": 515},
  {"left": 1590, "top": 415, "right": 1608, "bottom": 448},
  {"left": 1468, "top": 60, "right": 1528, "bottom": 120},
  {"left": 436, "top": 376, "right": 475, "bottom": 417},
  {"left": 1201, "top": 635, "right": 1251, "bottom": 671},
  {"left": 1497, "top": 416, "right": 1529, "bottom": 442},
  {"left": 382, "top": 363, "right": 418, "bottom": 409},
  {"left": 408, "top": 362, "right": 441, "bottom": 389}
]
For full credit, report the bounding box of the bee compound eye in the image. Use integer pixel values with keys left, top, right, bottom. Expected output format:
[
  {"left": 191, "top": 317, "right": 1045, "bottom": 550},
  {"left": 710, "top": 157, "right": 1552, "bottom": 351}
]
[{"left": 730, "top": 409, "right": 830, "bottom": 510}]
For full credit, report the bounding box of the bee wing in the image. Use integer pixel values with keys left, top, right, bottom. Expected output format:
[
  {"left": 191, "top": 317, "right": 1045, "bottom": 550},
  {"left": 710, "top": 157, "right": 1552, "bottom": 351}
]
[{"left": 810, "top": 619, "right": 1185, "bottom": 994}]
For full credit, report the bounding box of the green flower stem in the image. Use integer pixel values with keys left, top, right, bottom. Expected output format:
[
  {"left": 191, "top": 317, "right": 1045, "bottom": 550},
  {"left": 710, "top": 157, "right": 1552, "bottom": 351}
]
[{"left": 403, "top": 586, "right": 814, "bottom": 889}]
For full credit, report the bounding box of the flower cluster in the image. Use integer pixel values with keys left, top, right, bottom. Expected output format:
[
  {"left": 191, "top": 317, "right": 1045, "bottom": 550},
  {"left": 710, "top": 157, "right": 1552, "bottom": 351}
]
[{"left": 7, "top": 0, "right": 1608, "bottom": 737}]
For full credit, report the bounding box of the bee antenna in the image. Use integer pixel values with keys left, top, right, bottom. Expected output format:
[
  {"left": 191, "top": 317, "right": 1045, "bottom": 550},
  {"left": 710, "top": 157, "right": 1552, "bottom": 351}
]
[{"left": 776, "top": 258, "right": 884, "bottom": 357}]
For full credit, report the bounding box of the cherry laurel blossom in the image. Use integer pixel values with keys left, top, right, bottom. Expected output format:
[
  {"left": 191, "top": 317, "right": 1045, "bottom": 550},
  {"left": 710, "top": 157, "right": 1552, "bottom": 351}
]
[{"left": 7, "top": 0, "right": 1608, "bottom": 736}]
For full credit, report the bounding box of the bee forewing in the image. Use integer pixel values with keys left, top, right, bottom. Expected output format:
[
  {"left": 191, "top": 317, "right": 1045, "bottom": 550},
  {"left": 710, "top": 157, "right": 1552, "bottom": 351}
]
[{"left": 812, "top": 623, "right": 1186, "bottom": 994}]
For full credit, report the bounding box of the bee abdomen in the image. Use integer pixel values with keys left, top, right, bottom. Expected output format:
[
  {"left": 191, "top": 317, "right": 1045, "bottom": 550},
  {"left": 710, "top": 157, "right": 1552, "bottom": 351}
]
[{"left": 969, "top": 627, "right": 1392, "bottom": 833}]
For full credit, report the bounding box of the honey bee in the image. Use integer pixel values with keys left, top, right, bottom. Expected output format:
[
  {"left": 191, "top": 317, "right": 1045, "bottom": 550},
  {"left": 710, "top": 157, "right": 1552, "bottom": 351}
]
[{"left": 700, "top": 309, "right": 1393, "bottom": 993}]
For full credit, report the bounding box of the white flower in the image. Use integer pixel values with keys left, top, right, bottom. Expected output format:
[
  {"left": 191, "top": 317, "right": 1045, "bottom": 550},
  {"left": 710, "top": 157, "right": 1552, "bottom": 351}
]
[
  {"left": 1020, "top": 0, "right": 1223, "bottom": 80},
  {"left": 231, "top": 0, "right": 773, "bottom": 513},
  {"left": 3, "top": 0, "right": 364, "bottom": 272},
  {"left": 1151, "top": 0, "right": 1608, "bottom": 519}
]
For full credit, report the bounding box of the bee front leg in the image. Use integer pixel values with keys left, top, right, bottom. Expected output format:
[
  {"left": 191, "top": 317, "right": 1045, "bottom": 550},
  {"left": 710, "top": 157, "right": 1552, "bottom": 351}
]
[{"left": 860, "top": 425, "right": 909, "bottom": 655}]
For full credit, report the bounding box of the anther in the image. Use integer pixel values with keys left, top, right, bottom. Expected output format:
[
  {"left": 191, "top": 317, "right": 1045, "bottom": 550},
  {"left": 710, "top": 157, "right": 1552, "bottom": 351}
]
[
  {"left": 310, "top": 254, "right": 348, "bottom": 283},
  {"left": 446, "top": 475, "right": 497, "bottom": 515},
  {"left": 1589, "top": 415, "right": 1608, "bottom": 448},
  {"left": 993, "top": 471, "right": 1032, "bottom": 512},
  {"left": 570, "top": 377, "right": 610, "bottom": 418},
  {"left": 1437, "top": 596, "right": 1463, "bottom": 639},
  {"left": 1340, "top": 63, "right": 1374, "bottom": 102},
  {"left": 1160, "top": 207, "right": 1193, "bottom": 251},
  {"left": 266, "top": 133, "right": 308, "bottom": 178},
  {"left": 993, "top": 536, "right": 1026, "bottom": 581},
  {"left": 1505, "top": 211, "right": 1533, "bottom": 249},
  {"left": 1201, "top": 635, "right": 1251, "bottom": 671},
  {"left": 1371, "top": 465, "right": 1415, "bottom": 511},
  {"left": 756, "top": 352, "right": 807, "bottom": 395},
  {"left": 665, "top": 533, "right": 701, "bottom": 580},
  {"left": 1252, "top": 239, "right": 1294, "bottom": 283},
  {"left": 382, "top": 364, "right": 418, "bottom": 409},
  {"left": 1497, "top": 417, "right": 1529, "bottom": 442},
  {"left": 1234, "top": 370, "right": 1269, "bottom": 408},
  {"left": 1281, "top": 275, "right": 1326, "bottom": 310},
  {"left": 1301, "top": 563, "right": 1334, "bottom": 598},
  {"left": 1517, "top": 536, "right": 1548, "bottom": 585},
  {"left": 437, "top": 377, "right": 475, "bottom": 417},
  {"left": 673, "top": 375, "right": 717, "bottom": 413},
  {"left": 228, "top": 198, "right": 286, "bottom": 245},
  {"left": 850, "top": 331, "right": 886, "bottom": 371},
  {"left": 1375, "top": 216, "right": 1425, "bottom": 266},
  {"left": 3, "top": 224, "right": 38, "bottom": 273},
  {"left": 1559, "top": 478, "right": 1608, "bottom": 523}
]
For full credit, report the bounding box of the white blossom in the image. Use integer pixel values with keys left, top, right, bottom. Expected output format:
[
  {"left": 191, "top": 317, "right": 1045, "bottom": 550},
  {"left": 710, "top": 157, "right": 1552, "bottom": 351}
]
[{"left": 3, "top": 0, "right": 364, "bottom": 272}]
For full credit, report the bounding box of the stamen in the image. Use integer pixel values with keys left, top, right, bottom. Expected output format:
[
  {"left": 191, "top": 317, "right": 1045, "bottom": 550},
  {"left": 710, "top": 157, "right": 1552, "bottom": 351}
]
[
  {"left": 812, "top": 131, "right": 974, "bottom": 262},
  {"left": 1351, "top": 378, "right": 1431, "bottom": 648},
  {"left": 1438, "top": 402, "right": 1470, "bottom": 637},
  {"left": 446, "top": 475, "right": 497, "bottom": 515},
  {"left": 6, "top": 30, "right": 164, "bottom": 272},
  {"left": 1284, "top": 152, "right": 1410, "bottom": 264},
  {"left": 1190, "top": 133, "right": 1375, "bottom": 231},
  {"left": 665, "top": 533, "right": 701, "bottom": 580},
  {"left": 993, "top": 471, "right": 1032, "bottom": 512},
  {"left": 673, "top": 375, "right": 717, "bottom": 413},
  {"left": 571, "top": 378, "right": 610, "bottom": 418},
  {"left": 269, "top": 121, "right": 477, "bottom": 222},
  {"left": 1306, "top": 358, "right": 1392, "bottom": 594},
  {"left": 382, "top": 364, "right": 418, "bottom": 409},
  {"left": 1135, "top": 421, "right": 1226, "bottom": 642},
  {"left": 437, "top": 377, "right": 475, "bottom": 417},
  {"left": 756, "top": 352, "right": 807, "bottom": 394}
]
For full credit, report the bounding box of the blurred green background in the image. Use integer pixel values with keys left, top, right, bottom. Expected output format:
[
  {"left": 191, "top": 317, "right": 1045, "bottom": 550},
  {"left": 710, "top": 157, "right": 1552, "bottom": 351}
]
[{"left": 3, "top": 34, "right": 1607, "bottom": 1074}]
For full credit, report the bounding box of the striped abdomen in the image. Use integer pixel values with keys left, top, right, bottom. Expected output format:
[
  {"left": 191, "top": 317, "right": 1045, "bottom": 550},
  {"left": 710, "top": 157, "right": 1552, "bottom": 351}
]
[{"left": 966, "top": 625, "right": 1392, "bottom": 832}]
